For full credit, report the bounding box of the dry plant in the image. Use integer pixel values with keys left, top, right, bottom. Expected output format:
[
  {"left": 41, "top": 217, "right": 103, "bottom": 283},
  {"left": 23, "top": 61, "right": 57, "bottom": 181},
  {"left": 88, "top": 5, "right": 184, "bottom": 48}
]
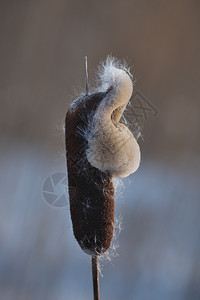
[{"left": 65, "top": 56, "right": 140, "bottom": 299}]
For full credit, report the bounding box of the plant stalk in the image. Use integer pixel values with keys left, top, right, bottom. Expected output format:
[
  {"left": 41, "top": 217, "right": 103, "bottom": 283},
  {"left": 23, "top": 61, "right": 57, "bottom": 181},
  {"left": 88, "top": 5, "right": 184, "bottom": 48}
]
[
  {"left": 85, "top": 57, "right": 99, "bottom": 299},
  {"left": 92, "top": 256, "right": 100, "bottom": 300},
  {"left": 84, "top": 56, "right": 88, "bottom": 96}
]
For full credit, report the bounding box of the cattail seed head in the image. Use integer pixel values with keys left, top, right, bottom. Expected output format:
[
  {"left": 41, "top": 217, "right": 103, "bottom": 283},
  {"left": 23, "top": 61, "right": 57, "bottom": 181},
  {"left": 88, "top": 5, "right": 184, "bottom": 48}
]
[{"left": 65, "top": 57, "right": 140, "bottom": 255}]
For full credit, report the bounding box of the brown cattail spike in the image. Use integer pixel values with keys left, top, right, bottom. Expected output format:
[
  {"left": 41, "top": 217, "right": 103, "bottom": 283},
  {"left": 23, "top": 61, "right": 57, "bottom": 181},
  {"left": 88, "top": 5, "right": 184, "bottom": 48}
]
[
  {"left": 65, "top": 91, "right": 115, "bottom": 255},
  {"left": 65, "top": 57, "right": 140, "bottom": 255}
]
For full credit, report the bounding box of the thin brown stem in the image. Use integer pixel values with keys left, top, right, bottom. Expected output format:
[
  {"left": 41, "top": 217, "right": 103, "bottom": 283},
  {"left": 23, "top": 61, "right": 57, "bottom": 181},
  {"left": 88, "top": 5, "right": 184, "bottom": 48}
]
[
  {"left": 84, "top": 56, "right": 88, "bottom": 96},
  {"left": 92, "top": 256, "right": 100, "bottom": 300}
]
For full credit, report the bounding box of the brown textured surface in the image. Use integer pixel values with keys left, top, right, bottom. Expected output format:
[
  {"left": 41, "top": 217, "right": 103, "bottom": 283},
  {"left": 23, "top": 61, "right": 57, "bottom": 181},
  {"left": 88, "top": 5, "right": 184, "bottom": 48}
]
[{"left": 65, "top": 91, "right": 115, "bottom": 255}]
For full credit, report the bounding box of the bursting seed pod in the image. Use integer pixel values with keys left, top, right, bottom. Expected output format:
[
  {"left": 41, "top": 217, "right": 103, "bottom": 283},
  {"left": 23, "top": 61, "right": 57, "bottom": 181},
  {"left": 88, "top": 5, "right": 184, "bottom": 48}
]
[{"left": 65, "top": 57, "right": 140, "bottom": 256}]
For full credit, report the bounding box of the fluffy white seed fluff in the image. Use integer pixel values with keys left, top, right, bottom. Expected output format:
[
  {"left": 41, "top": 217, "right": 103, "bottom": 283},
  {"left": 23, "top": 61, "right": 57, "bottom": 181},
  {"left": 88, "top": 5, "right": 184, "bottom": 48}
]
[{"left": 86, "top": 57, "right": 141, "bottom": 178}]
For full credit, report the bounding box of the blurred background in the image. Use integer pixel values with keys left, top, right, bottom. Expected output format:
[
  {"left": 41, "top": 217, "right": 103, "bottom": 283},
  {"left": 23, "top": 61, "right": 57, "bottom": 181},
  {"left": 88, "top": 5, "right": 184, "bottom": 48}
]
[{"left": 0, "top": 0, "right": 200, "bottom": 299}]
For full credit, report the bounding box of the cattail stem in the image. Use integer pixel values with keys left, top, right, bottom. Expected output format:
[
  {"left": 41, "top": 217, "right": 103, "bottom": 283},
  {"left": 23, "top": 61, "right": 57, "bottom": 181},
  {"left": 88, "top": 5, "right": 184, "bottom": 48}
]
[
  {"left": 85, "top": 58, "right": 100, "bottom": 299},
  {"left": 84, "top": 56, "right": 88, "bottom": 96},
  {"left": 92, "top": 256, "right": 100, "bottom": 300}
]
